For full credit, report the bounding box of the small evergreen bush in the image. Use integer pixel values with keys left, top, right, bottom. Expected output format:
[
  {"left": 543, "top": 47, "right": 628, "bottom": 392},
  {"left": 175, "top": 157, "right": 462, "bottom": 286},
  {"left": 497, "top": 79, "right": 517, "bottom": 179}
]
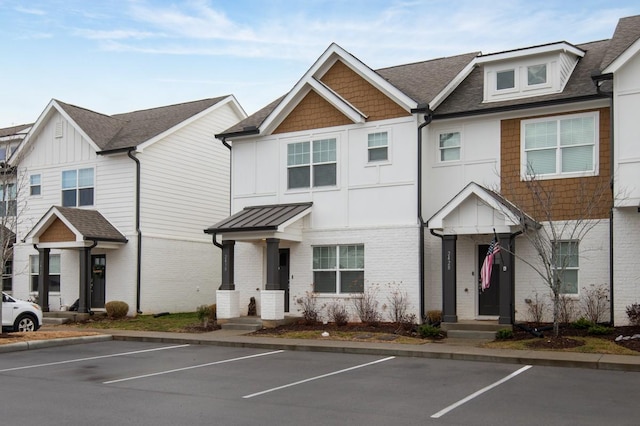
[
  {"left": 587, "top": 325, "right": 612, "bottom": 335},
  {"left": 418, "top": 324, "right": 442, "bottom": 339},
  {"left": 571, "top": 317, "right": 594, "bottom": 329},
  {"left": 496, "top": 328, "right": 514, "bottom": 340},
  {"left": 105, "top": 301, "right": 129, "bottom": 319}
]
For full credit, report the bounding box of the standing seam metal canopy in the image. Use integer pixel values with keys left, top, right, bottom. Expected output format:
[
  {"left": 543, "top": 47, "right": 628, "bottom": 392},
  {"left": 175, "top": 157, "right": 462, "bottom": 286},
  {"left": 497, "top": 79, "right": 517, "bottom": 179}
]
[{"left": 205, "top": 202, "right": 312, "bottom": 234}]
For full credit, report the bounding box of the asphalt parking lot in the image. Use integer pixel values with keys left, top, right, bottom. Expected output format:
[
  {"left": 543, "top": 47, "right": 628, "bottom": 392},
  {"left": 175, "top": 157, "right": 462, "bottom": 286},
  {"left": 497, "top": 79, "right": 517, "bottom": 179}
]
[{"left": 0, "top": 340, "right": 637, "bottom": 425}]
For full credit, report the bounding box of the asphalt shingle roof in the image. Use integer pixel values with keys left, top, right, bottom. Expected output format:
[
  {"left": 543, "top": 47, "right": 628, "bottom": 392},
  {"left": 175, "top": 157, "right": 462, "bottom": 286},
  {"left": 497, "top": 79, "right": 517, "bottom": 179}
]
[
  {"left": 53, "top": 206, "right": 127, "bottom": 242},
  {"left": 600, "top": 15, "right": 640, "bottom": 70},
  {"left": 0, "top": 123, "right": 32, "bottom": 137},
  {"left": 56, "top": 97, "right": 229, "bottom": 152}
]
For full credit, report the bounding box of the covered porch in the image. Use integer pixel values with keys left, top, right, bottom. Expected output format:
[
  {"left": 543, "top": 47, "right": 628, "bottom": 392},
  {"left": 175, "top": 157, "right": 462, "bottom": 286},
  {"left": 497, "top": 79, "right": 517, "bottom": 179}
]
[
  {"left": 427, "top": 182, "right": 537, "bottom": 325},
  {"left": 24, "top": 206, "right": 127, "bottom": 313},
  {"left": 205, "top": 202, "right": 312, "bottom": 322}
]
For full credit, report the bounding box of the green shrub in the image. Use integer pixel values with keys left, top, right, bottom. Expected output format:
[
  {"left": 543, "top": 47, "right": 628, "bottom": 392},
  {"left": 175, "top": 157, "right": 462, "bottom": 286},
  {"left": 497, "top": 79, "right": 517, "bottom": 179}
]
[
  {"left": 105, "top": 301, "right": 129, "bottom": 319},
  {"left": 418, "top": 324, "right": 442, "bottom": 339},
  {"left": 571, "top": 317, "right": 594, "bottom": 329},
  {"left": 587, "top": 325, "right": 612, "bottom": 335},
  {"left": 496, "top": 328, "right": 514, "bottom": 340}
]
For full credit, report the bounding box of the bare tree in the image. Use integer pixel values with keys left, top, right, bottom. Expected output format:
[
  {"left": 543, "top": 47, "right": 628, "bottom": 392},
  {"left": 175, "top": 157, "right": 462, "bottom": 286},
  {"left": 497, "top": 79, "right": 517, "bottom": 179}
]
[{"left": 497, "top": 172, "right": 611, "bottom": 337}]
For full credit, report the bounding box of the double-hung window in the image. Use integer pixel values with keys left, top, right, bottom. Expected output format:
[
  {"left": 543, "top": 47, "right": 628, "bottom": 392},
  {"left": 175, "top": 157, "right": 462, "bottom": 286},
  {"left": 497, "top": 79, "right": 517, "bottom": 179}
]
[
  {"left": 0, "top": 183, "right": 16, "bottom": 217},
  {"left": 553, "top": 241, "right": 578, "bottom": 295},
  {"left": 30, "top": 254, "right": 61, "bottom": 293},
  {"left": 313, "top": 245, "right": 364, "bottom": 294},
  {"left": 62, "top": 168, "right": 94, "bottom": 207},
  {"left": 2, "top": 260, "right": 12, "bottom": 292},
  {"left": 439, "top": 132, "right": 461, "bottom": 162},
  {"left": 522, "top": 112, "right": 597, "bottom": 178},
  {"left": 30, "top": 174, "right": 41, "bottom": 196},
  {"left": 367, "top": 132, "right": 388, "bottom": 162},
  {"left": 287, "top": 138, "right": 336, "bottom": 189}
]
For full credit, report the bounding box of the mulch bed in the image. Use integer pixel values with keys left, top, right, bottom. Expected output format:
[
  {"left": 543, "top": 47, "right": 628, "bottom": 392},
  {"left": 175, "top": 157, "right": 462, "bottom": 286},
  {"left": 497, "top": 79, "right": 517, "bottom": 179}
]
[{"left": 512, "top": 323, "right": 640, "bottom": 352}]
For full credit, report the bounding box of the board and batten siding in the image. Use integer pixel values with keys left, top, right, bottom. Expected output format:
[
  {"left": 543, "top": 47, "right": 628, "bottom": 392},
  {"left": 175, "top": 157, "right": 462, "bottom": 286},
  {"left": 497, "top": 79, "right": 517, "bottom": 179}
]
[{"left": 139, "top": 102, "right": 238, "bottom": 240}]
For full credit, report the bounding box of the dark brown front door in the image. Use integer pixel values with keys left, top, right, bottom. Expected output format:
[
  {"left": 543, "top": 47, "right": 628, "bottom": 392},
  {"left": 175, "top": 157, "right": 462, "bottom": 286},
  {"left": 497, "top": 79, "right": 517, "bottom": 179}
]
[
  {"left": 478, "top": 244, "right": 499, "bottom": 316},
  {"left": 91, "top": 255, "right": 106, "bottom": 309},
  {"left": 279, "top": 249, "right": 290, "bottom": 313}
]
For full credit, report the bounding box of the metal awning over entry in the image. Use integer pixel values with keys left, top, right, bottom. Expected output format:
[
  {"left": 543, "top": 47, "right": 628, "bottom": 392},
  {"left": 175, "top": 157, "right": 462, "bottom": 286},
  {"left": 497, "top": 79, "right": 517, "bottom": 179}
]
[{"left": 205, "top": 202, "right": 312, "bottom": 242}]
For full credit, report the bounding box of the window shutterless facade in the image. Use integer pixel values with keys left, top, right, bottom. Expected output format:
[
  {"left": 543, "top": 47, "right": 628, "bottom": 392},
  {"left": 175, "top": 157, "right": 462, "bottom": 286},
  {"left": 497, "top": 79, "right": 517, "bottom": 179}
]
[
  {"left": 313, "top": 245, "right": 364, "bottom": 294},
  {"left": 553, "top": 241, "right": 579, "bottom": 295},
  {"left": 367, "top": 132, "right": 388, "bottom": 162},
  {"left": 287, "top": 139, "right": 336, "bottom": 189},
  {"left": 527, "top": 64, "right": 547, "bottom": 86},
  {"left": 62, "top": 168, "right": 94, "bottom": 206},
  {"left": 2, "top": 260, "right": 12, "bottom": 292},
  {"left": 439, "top": 132, "right": 461, "bottom": 161},
  {"left": 496, "top": 69, "right": 515, "bottom": 90},
  {"left": 30, "top": 254, "right": 61, "bottom": 293},
  {"left": 0, "top": 183, "right": 16, "bottom": 217},
  {"left": 522, "top": 112, "right": 598, "bottom": 178}
]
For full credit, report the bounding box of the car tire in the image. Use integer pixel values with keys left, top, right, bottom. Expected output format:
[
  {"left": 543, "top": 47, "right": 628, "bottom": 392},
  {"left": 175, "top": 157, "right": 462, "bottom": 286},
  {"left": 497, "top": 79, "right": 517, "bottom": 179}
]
[{"left": 14, "top": 314, "right": 38, "bottom": 332}]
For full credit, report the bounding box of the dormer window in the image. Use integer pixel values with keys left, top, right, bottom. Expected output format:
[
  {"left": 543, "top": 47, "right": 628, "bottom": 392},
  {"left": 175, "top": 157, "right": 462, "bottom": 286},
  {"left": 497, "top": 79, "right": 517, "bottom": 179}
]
[
  {"left": 479, "top": 42, "right": 585, "bottom": 103},
  {"left": 496, "top": 69, "right": 515, "bottom": 90},
  {"left": 527, "top": 64, "right": 547, "bottom": 86}
]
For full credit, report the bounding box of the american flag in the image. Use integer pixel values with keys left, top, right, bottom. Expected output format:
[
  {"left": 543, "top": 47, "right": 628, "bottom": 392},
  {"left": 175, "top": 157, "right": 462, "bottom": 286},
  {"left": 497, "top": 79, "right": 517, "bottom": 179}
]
[{"left": 481, "top": 239, "right": 500, "bottom": 292}]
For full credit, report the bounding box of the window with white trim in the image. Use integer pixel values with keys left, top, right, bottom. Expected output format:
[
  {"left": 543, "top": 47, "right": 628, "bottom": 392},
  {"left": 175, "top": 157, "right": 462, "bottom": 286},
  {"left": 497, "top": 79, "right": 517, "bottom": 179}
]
[
  {"left": 527, "top": 64, "right": 547, "bottom": 86},
  {"left": 287, "top": 138, "right": 336, "bottom": 189},
  {"left": 496, "top": 69, "right": 515, "bottom": 90},
  {"left": 367, "top": 132, "right": 388, "bottom": 162},
  {"left": 62, "top": 168, "right": 94, "bottom": 206},
  {"left": 0, "top": 183, "right": 16, "bottom": 217},
  {"left": 553, "top": 241, "right": 578, "bottom": 295},
  {"left": 439, "top": 132, "right": 461, "bottom": 161},
  {"left": 313, "top": 245, "right": 364, "bottom": 294},
  {"left": 30, "top": 174, "right": 41, "bottom": 196},
  {"left": 522, "top": 112, "right": 597, "bottom": 178},
  {"left": 2, "top": 260, "right": 12, "bottom": 292},
  {"left": 30, "top": 254, "right": 61, "bottom": 293}
]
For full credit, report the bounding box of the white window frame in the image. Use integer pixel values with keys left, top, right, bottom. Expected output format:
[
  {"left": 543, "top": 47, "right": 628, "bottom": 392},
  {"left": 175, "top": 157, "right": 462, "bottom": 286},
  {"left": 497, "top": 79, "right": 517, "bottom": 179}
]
[
  {"left": 367, "top": 131, "right": 389, "bottom": 163},
  {"left": 287, "top": 138, "right": 337, "bottom": 190},
  {"left": 526, "top": 63, "right": 548, "bottom": 87},
  {"left": 520, "top": 111, "right": 599, "bottom": 180},
  {"left": 312, "top": 244, "right": 364, "bottom": 294},
  {"left": 496, "top": 68, "right": 516, "bottom": 92},
  {"left": 0, "top": 183, "right": 16, "bottom": 217},
  {"left": 30, "top": 254, "right": 61, "bottom": 293},
  {"left": 30, "top": 174, "right": 41, "bottom": 196},
  {"left": 553, "top": 241, "right": 579, "bottom": 295},
  {"left": 62, "top": 167, "right": 95, "bottom": 207},
  {"left": 438, "top": 131, "right": 462, "bottom": 162}
]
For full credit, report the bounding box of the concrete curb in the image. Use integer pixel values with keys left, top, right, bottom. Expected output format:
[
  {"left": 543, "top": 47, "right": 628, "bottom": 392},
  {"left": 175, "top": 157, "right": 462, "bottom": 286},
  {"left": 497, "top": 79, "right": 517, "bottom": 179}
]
[{"left": 0, "top": 335, "right": 112, "bottom": 353}]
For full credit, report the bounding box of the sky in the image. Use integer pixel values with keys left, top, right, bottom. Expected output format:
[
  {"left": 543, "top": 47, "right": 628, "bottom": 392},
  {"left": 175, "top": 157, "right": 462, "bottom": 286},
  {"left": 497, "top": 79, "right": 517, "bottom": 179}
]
[{"left": 2, "top": 0, "right": 640, "bottom": 128}]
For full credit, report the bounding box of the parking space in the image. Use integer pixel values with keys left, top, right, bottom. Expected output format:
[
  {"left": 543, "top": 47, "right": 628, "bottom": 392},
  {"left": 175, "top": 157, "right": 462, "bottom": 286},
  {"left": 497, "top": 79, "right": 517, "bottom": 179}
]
[{"left": 0, "top": 341, "right": 637, "bottom": 425}]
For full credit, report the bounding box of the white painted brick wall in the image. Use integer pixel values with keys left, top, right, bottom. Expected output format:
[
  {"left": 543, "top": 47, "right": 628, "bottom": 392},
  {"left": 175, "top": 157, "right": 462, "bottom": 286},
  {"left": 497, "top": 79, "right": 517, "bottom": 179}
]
[
  {"left": 613, "top": 208, "right": 640, "bottom": 325},
  {"left": 230, "top": 225, "right": 421, "bottom": 322},
  {"left": 261, "top": 290, "right": 285, "bottom": 320},
  {"left": 216, "top": 290, "right": 240, "bottom": 319}
]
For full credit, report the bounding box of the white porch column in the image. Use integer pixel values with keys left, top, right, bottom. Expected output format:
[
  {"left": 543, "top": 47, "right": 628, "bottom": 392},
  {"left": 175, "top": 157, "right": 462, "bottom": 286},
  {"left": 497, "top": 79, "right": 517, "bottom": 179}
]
[
  {"left": 260, "top": 290, "right": 284, "bottom": 320},
  {"left": 216, "top": 290, "right": 240, "bottom": 319}
]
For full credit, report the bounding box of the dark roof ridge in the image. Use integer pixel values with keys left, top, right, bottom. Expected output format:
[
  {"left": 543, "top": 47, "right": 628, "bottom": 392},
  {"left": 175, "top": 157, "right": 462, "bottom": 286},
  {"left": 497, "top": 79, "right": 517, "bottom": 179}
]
[
  {"left": 111, "top": 95, "right": 229, "bottom": 118},
  {"left": 375, "top": 51, "right": 481, "bottom": 72}
]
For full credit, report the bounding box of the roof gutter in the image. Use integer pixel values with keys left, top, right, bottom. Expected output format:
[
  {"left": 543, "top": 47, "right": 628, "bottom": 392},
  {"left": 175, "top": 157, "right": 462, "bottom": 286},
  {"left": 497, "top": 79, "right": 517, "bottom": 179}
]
[
  {"left": 127, "top": 148, "right": 143, "bottom": 314},
  {"left": 591, "top": 71, "right": 615, "bottom": 325},
  {"left": 215, "top": 126, "right": 260, "bottom": 140},
  {"left": 414, "top": 104, "right": 433, "bottom": 323}
]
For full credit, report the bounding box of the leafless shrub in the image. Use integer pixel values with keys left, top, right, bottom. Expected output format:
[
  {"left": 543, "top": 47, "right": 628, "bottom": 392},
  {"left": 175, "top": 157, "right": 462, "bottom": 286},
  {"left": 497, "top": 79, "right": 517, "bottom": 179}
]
[
  {"left": 326, "top": 301, "right": 349, "bottom": 326},
  {"left": 558, "top": 294, "right": 578, "bottom": 325},
  {"left": 581, "top": 284, "right": 609, "bottom": 324},
  {"left": 352, "top": 287, "right": 381, "bottom": 326},
  {"left": 386, "top": 283, "right": 413, "bottom": 324},
  {"left": 296, "top": 290, "right": 322, "bottom": 325},
  {"left": 525, "top": 293, "right": 547, "bottom": 325}
]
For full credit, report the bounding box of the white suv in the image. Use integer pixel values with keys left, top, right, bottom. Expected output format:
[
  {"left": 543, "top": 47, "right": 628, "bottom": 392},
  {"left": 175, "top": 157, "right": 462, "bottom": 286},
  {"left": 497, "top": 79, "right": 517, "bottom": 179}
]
[{"left": 2, "top": 292, "right": 43, "bottom": 332}]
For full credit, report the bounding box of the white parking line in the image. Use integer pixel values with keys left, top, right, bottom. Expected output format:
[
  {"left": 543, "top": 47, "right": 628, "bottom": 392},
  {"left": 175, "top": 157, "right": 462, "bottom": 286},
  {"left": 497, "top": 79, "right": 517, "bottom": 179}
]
[
  {"left": 0, "top": 344, "right": 191, "bottom": 373},
  {"left": 103, "top": 350, "right": 285, "bottom": 384},
  {"left": 431, "top": 365, "right": 533, "bottom": 418},
  {"left": 243, "top": 356, "right": 396, "bottom": 399}
]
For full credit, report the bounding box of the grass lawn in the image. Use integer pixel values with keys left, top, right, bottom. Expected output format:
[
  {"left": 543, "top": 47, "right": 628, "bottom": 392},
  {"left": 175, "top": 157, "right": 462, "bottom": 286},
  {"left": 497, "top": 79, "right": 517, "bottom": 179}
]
[
  {"left": 77, "top": 312, "right": 205, "bottom": 332},
  {"left": 484, "top": 336, "right": 639, "bottom": 356}
]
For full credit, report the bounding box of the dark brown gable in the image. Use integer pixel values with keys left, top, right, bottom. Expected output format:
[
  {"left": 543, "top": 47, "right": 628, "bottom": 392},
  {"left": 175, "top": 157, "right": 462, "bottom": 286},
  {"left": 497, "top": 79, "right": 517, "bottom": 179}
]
[
  {"left": 320, "top": 60, "right": 410, "bottom": 121},
  {"left": 273, "top": 90, "right": 352, "bottom": 134},
  {"left": 39, "top": 218, "right": 76, "bottom": 242}
]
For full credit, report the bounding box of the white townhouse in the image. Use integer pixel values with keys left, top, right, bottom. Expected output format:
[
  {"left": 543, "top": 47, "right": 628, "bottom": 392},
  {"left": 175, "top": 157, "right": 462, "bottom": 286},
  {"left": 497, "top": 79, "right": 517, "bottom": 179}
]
[
  {"left": 207, "top": 15, "right": 640, "bottom": 326},
  {"left": 8, "top": 96, "right": 246, "bottom": 315}
]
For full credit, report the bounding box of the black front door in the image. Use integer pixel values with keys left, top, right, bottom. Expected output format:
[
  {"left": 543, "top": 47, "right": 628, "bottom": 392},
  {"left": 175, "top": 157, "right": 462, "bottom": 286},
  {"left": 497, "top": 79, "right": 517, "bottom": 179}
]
[
  {"left": 478, "top": 244, "right": 499, "bottom": 316},
  {"left": 91, "top": 255, "right": 106, "bottom": 309},
  {"left": 278, "top": 249, "right": 290, "bottom": 313}
]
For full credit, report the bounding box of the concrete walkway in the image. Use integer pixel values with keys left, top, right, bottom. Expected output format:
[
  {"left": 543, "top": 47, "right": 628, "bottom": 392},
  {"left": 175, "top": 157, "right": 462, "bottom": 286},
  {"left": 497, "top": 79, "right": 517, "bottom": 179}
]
[{"left": 2, "top": 326, "right": 637, "bottom": 372}]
